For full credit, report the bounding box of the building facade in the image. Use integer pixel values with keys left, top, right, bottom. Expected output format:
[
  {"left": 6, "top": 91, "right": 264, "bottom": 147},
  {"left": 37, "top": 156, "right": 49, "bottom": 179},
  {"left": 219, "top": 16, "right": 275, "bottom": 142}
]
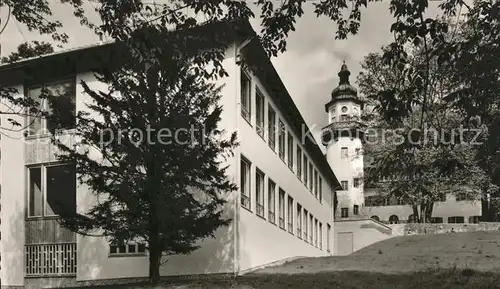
[
  {"left": 0, "top": 21, "right": 339, "bottom": 288},
  {"left": 322, "top": 62, "right": 365, "bottom": 219},
  {"left": 322, "top": 63, "right": 482, "bottom": 225}
]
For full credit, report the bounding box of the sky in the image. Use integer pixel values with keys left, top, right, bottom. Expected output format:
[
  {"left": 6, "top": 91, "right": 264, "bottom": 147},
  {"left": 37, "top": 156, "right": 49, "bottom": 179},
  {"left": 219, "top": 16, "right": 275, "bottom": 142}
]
[{"left": 0, "top": 1, "right": 446, "bottom": 150}]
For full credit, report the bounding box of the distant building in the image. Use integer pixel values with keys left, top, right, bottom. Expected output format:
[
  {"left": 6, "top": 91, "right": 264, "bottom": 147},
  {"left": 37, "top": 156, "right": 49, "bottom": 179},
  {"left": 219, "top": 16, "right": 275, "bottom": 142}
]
[
  {"left": 0, "top": 20, "right": 339, "bottom": 288},
  {"left": 322, "top": 62, "right": 482, "bottom": 225}
]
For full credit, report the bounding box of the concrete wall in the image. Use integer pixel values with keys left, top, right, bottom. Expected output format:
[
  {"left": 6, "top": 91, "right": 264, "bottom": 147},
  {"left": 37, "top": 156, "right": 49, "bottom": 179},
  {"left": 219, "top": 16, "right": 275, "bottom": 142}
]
[
  {"left": 333, "top": 219, "right": 393, "bottom": 256},
  {"left": 325, "top": 99, "right": 364, "bottom": 217},
  {"left": 76, "top": 46, "right": 239, "bottom": 281},
  {"left": 0, "top": 85, "right": 26, "bottom": 287},
  {"left": 389, "top": 222, "right": 500, "bottom": 236},
  {"left": 237, "top": 66, "right": 333, "bottom": 272}
]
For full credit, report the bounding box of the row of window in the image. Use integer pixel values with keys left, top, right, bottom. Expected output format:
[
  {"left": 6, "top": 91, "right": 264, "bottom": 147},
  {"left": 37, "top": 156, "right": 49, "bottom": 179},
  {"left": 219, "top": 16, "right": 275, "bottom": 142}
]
[
  {"left": 109, "top": 242, "right": 147, "bottom": 256},
  {"left": 370, "top": 215, "right": 481, "bottom": 224},
  {"left": 340, "top": 205, "right": 359, "bottom": 218},
  {"left": 365, "top": 192, "right": 476, "bottom": 207},
  {"left": 240, "top": 69, "right": 323, "bottom": 202},
  {"left": 240, "top": 155, "right": 331, "bottom": 252}
]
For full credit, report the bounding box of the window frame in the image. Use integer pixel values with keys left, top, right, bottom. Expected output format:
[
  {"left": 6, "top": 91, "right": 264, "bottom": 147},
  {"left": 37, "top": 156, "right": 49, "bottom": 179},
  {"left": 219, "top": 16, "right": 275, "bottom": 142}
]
[
  {"left": 268, "top": 179, "right": 276, "bottom": 224},
  {"left": 341, "top": 207, "right": 349, "bottom": 218},
  {"left": 255, "top": 168, "right": 265, "bottom": 217},
  {"left": 255, "top": 88, "right": 265, "bottom": 138},
  {"left": 341, "top": 180, "right": 348, "bottom": 191},
  {"left": 278, "top": 119, "right": 286, "bottom": 161},
  {"left": 287, "top": 196, "right": 294, "bottom": 234},
  {"left": 25, "top": 77, "right": 77, "bottom": 137},
  {"left": 287, "top": 132, "right": 294, "bottom": 171},
  {"left": 26, "top": 162, "right": 76, "bottom": 219},
  {"left": 240, "top": 156, "right": 251, "bottom": 210},
  {"left": 109, "top": 242, "right": 147, "bottom": 257},
  {"left": 240, "top": 69, "right": 252, "bottom": 122},
  {"left": 341, "top": 147, "right": 348, "bottom": 158},
  {"left": 268, "top": 106, "right": 276, "bottom": 151}
]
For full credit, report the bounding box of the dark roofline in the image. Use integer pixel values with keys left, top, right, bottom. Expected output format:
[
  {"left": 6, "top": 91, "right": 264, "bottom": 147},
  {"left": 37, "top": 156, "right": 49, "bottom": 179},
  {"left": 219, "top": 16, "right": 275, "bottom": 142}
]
[{"left": 0, "top": 19, "right": 340, "bottom": 190}]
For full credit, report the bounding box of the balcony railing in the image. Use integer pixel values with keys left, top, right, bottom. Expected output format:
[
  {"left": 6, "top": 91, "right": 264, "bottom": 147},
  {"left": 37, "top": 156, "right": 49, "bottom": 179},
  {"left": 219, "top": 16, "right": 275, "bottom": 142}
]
[
  {"left": 25, "top": 243, "right": 76, "bottom": 276},
  {"left": 256, "top": 124, "right": 264, "bottom": 138},
  {"left": 288, "top": 223, "right": 293, "bottom": 233},
  {"left": 278, "top": 217, "right": 285, "bottom": 229},
  {"left": 256, "top": 204, "right": 264, "bottom": 217},
  {"left": 268, "top": 211, "right": 275, "bottom": 223}
]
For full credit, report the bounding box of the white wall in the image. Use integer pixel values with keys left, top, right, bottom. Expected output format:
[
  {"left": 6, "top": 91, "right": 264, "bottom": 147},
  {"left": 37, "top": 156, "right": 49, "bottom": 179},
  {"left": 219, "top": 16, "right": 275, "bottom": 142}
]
[
  {"left": 236, "top": 68, "right": 334, "bottom": 271},
  {"left": 0, "top": 85, "right": 26, "bottom": 287},
  {"left": 334, "top": 219, "right": 393, "bottom": 256},
  {"left": 364, "top": 192, "right": 482, "bottom": 223},
  {"left": 76, "top": 46, "right": 240, "bottom": 281}
]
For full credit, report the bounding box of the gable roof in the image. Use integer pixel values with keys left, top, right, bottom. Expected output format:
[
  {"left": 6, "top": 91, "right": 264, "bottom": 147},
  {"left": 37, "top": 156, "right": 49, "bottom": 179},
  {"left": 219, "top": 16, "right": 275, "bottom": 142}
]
[{"left": 0, "top": 19, "right": 340, "bottom": 190}]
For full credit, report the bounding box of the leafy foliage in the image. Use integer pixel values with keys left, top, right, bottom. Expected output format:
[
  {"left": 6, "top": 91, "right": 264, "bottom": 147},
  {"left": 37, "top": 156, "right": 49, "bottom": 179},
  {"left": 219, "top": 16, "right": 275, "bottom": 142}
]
[
  {"left": 51, "top": 26, "right": 238, "bottom": 282},
  {"left": 359, "top": 44, "right": 496, "bottom": 222},
  {"left": 1, "top": 41, "right": 54, "bottom": 63}
]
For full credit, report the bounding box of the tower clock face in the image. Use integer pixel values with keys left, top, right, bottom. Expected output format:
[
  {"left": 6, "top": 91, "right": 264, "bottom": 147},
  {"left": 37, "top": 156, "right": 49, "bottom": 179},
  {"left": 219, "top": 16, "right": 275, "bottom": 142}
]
[{"left": 341, "top": 106, "right": 348, "bottom": 113}]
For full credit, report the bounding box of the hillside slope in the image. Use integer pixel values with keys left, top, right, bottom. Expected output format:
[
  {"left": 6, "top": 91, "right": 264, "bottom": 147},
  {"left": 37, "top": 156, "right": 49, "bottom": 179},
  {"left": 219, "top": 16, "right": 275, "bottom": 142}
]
[{"left": 252, "top": 230, "right": 500, "bottom": 274}]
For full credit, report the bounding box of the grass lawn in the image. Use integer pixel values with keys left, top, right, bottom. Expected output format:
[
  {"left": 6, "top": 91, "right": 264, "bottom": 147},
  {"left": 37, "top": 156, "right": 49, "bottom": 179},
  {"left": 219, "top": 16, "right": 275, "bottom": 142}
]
[
  {"left": 70, "top": 231, "right": 500, "bottom": 288},
  {"left": 254, "top": 230, "right": 500, "bottom": 274}
]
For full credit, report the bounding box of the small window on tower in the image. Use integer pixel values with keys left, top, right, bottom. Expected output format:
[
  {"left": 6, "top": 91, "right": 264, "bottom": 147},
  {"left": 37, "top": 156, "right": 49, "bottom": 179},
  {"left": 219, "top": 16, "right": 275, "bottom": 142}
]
[{"left": 341, "top": 106, "right": 348, "bottom": 113}]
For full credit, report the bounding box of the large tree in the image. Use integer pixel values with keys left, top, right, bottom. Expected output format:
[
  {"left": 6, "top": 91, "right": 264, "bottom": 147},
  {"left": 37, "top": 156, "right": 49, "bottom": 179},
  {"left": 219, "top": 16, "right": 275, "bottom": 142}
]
[
  {"left": 358, "top": 42, "right": 496, "bottom": 223},
  {"left": 51, "top": 25, "right": 238, "bottom": 283}
]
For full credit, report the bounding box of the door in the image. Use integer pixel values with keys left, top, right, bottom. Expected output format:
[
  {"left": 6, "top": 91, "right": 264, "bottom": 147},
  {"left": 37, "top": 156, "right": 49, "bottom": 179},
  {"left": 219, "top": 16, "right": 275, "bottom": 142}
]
[{"left": 337, "top": 232, "right": 354, "bottom": 255}]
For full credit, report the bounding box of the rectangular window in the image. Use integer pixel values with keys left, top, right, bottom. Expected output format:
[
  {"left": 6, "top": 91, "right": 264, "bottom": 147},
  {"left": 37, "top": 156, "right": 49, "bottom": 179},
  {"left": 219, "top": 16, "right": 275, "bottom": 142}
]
[
  {"left": 287, "top": 132, "right": 294, "bottom": 171},
  {"left": 268, "top": 106, "right": 276, "bottom": 151},
  {"left": 448, "top": 216, "right": 465, "bottom": 223},
  {"left": 319, "top": 222, "right": 323, "bottom": 250},
  {"left": 309, "top": 163, "right": 313, "bottom": 192},
  {"left": 296, "top": 146, "right": 302, "bottom": 180},
  {"left": 341, "top": 180, "right": 348, "bottom": 190},
  {"left": 255, "top": 89, "right": 265, "bottom": 138},
  {"left": 268, "top": 179, "right": 276, "bottom": 224},
  {"left": 353, "top": 205, "right": 359, "bottom": 215},
  {"left": 297, "top": 204, "right": 302, "bottom": 238},
  {"left": 318, "top": 176, "right": 323, "bottom": 202},
  {"left": 278, "top": 120, "right": 286, "bottom": 161},
  {"left": 28, "top": 164, "right": 76, "bottom": 218},
  {"left": 327, "top": 223, "right": 331, "bottom": 253},
  {"left": 309, "top": 214, "right": 313, "bottom": 243},
  {"left": 341, "top": 147, "right": 348, "bottom": 158},
  {"left": 303, "top": 156, "right": 308, "bottom": 184},
  {"left": 303, "top": 210, "right": 308, "bottom": 241},
  {"left": 27, "top": 80, "right": 76, "bottom": 135},
  {"left": 240, "top": 157, "right": 251, "bottom": 209},
  {"left": 287, "top": 196, "right": 294, "bottom": 234},
  {"left": 110, "top": 242, "right": 147, "bottom": 256},
  {"left": 355, "top": 148, "right": 361, "bottom": 156},
  {"left": 255, "top": 169, "right": 265, "bottom": 217},
  {"left": 314, "top": 219, "right": 318, "bottom": 247},
  {"left": 278, "top": 189, "right": 285, "bottom": 229},
  {"left": 353, "top": 178, "right": 361, "bottom": 188},
  {"left": 341, "top": 114, "right": 349, "bottom": 122},
  {"left": 341, "top": 207, "right": 348, "bottom": 218},
  {"left": 240, "top": 70, "right": 251, "bottom": 122},
  {"left": 314, "top": 170, "right": 319, "bottom": 198}
]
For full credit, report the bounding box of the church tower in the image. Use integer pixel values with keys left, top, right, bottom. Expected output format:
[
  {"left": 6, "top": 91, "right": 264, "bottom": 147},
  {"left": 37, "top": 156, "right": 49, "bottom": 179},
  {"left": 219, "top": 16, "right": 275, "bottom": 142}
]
[{"left": 322, "top": 62, "right": 365, "bottom": 219}]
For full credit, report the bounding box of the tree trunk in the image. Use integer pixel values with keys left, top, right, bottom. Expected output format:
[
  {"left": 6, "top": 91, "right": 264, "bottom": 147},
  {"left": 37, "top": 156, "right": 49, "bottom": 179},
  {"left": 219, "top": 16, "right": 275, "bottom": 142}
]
[
  {"left": 148, "top": 235, "right": 161, "bottom": 283},
  {"left": 425, "top": 202, "right": 434, "bottom": 223},
  {"left": 412, "top": 205, "right": 419, "bottom": 223}
]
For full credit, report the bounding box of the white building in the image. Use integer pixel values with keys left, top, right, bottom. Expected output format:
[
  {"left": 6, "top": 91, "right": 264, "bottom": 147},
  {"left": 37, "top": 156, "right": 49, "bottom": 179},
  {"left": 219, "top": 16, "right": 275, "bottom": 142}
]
[
  {"left": 322, "top": 62, "right": 365, "bottom": 219},
  {"left": 0, "top": 20, "right": 340, "bottom": 288},
  {"left": 321, "top": 63, "right": 482, "bottom": 225}
]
